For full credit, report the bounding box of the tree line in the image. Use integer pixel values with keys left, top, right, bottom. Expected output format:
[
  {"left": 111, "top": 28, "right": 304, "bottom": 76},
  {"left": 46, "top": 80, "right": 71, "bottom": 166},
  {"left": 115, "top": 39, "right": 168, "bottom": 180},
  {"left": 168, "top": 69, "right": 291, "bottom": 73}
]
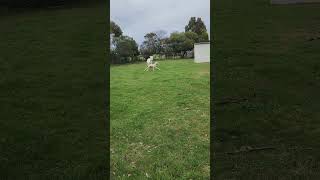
[{"left": 110, "top": 17, "right": 209, "bottom": 64}]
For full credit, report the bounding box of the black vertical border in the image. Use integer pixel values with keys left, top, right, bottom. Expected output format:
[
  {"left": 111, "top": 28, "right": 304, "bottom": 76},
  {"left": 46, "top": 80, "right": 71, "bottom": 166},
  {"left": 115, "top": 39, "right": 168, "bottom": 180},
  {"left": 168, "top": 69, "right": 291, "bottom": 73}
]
[
  {"left": 210, "top": 0, "right": 215, "bottom": 178},
  {"left": 106, "top": 0, "right": 111, "bottom": 179}
]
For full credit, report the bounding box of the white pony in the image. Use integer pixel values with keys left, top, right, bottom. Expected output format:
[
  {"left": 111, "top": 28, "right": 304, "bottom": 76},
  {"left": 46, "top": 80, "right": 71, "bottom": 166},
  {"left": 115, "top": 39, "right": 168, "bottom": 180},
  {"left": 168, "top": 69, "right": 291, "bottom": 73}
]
[
  {"left": 146, "top": 56, "right": 153, "bottom": 65},
  {"left": 145, "top": 62, "right": 160, "bottom": 71},
  {"left": 144, "top": 56, "right": 160, "bottom": 71}
]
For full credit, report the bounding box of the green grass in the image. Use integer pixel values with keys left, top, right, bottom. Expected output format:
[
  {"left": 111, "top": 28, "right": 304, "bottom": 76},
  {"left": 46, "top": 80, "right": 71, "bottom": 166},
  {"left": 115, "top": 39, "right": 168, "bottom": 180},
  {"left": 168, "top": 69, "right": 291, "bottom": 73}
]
[
  {"left": 110, "top": 59, "right": 210, "bottom": 179},
  {"left": 213, "top": 0, "right": 320, "bottom": 179},
  {"left": 0, "top": 3, "right": 107, "bottom": 179}
]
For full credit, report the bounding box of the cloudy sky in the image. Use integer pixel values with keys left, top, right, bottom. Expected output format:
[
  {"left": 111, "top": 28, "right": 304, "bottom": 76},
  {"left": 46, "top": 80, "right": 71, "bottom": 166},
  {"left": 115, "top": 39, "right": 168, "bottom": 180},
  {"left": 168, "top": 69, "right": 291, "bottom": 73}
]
[{"left": 110, "top": 0, "right": 210, "bottom": 45}]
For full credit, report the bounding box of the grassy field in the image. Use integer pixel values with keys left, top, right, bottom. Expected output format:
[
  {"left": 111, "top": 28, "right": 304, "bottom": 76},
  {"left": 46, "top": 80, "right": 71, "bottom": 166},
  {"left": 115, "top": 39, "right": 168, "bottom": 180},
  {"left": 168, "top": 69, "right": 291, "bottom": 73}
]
[
  {"left": 0, "top": 3, "right": 107, "bottom": 179},
  {"left": 110, "top": 59, "right": 210, "bottom": 179},
  {"left": 213, "top": 0, "right": 320, "bottom": 179}
]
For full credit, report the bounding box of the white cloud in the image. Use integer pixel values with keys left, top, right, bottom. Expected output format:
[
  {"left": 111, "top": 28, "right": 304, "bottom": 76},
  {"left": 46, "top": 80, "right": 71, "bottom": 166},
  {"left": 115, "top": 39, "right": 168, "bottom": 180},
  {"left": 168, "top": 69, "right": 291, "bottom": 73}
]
[{"left": 110, "top": 0, "right": 210, "bottom": 45}]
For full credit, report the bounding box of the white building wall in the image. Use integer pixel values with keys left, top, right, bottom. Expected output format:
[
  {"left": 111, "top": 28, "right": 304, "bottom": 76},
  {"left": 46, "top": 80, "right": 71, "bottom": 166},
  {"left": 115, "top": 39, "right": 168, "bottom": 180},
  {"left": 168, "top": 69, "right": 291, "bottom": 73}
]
[{"left": 194, "top": 43, "right": 210, "bottom": 63}]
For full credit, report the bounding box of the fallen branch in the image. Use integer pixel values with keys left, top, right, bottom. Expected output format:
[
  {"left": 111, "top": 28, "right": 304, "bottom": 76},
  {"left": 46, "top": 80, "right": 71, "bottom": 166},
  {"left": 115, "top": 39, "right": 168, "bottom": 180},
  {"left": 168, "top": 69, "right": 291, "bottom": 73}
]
[
  {"left": 288, "top": 147, "right": 313, "bottom": 151},
  {"left": 226, "top": 146, "right": 275, "bottom": 154},
  {"left": 307, "top": 36, "right": 320, "bottom": 41},
  {"left": 215, "top": 98, "right": 248, "bottom": 105}
]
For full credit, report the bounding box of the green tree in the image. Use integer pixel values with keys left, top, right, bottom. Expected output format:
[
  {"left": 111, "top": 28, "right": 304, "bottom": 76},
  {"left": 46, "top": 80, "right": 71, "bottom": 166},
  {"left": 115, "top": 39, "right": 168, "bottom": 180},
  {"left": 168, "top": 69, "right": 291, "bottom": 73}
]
[
  {"left": 162, "top": 37, "right": 174, "bottom": 57},
  {"left": 110, "top": 21, "right": 123, "bottom": 37},
  {"left": 198, "top": 31, "right": 209, "bottom": 42},
  {"left": 140, "top": 32, "right": 162, "bottom": 59},
  {"left": 185, "top": 17, "right": 209, "bottom": 42},
  {"left": 185, "top": 17, "right": 197, "bottom": 33},
  {"left": 185, "top": 31, "right": 199, "bottom": 43},
  {"left": 112, "top": 35, "right": 139, "bottom": 64},
  {"left": 167, "top": 32, "right": 195, "bottom": 58}
]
